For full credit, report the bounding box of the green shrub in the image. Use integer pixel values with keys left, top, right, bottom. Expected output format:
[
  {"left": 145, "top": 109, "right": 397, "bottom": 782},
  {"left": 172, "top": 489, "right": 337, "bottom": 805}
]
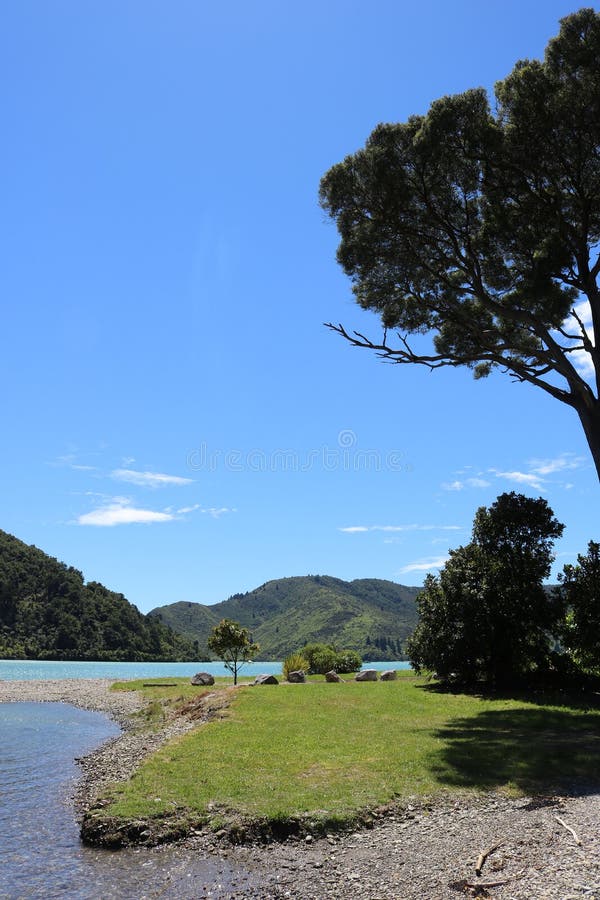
[
  {"left": 301, "top": 643, "right": 333, "bottom": 673},
  {"left": 335, "top": 650, "right": 362, "bottom": 673},
  {"left": 283, "top": 652, "right": 309, "bottom": 680},
  {"left": 301, "top": 643, "right": 363, "bottom": 675},
  {"left": 311, "top": 648, "right": 339, "bottom": 674}
]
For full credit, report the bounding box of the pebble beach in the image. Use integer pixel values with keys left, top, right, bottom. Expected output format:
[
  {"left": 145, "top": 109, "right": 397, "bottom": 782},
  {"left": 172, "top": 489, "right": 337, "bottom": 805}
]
[{"left": 1, "top": 678, "right": 599, "bottom": 899}]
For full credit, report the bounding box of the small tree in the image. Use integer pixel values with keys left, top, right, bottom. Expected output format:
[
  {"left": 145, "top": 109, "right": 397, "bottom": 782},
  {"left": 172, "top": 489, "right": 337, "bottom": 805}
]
[
  {"left": 207, "top": 618, "right": 259, "bottom": 685},
  {"left": 407, "top": 492, "right": 564, "bottom": 686},
  {"left": 560, "top": 541, "right": 600, "bottom": 672}
]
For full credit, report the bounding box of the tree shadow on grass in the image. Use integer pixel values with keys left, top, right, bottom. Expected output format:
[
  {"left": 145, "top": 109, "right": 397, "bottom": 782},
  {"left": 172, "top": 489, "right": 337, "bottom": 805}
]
[{"left": 424, "top": 697, "right": 600, "bottom": 796}]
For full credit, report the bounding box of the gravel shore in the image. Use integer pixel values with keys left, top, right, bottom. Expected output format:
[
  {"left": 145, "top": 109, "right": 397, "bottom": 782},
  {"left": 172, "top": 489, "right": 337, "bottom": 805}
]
[{"left": 2, "top": 678, "right": 599, "bottom": 899}]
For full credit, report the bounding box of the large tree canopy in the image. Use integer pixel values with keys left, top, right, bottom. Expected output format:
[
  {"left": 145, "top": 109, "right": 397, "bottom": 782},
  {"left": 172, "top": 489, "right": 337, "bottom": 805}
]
[
  {"left": 406, "top": 492, "right": 565, "bottom": 686},
  {"left": 560, "top": 540, "right": 600, "bottom": 672},
  {"left": 320, "top": 9, "right": 600, "bottom": 480}
]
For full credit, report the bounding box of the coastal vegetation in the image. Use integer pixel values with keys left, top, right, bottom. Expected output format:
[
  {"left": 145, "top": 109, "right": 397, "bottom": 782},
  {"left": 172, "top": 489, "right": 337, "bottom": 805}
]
[
  {"left": 320, "top": 8, "right": 600, "bottom": 482},
  {"left": 407, "top": 493, "right": 600, "bottom": 688},
  {"left": 0, "top": 530, "right": 201, "bottom": 661},
  {"left": 207, "top": 618, "right": 260, "bottom": 685},
  {"left": 150, "top": 576, "right": 419, "bottom": 660},
  {"left": 407, "top": 493, "right": 566, "bottom": 687},
  {"left": 83, "top": 674, "right": 600, "bottom": 845},
  {"left": 293, "top": 643, "right": 362, "bottom": 675}
]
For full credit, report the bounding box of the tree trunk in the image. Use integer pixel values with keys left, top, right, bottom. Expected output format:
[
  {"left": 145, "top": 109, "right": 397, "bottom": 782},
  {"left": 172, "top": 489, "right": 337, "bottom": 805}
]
[{"left": 577, "top": 401, "right": 600, "bottom": 484}]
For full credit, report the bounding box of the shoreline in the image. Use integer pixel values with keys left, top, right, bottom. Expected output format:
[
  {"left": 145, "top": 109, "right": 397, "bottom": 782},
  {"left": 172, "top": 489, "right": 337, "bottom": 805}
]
[{"left": 2, "top": 679, "right": 600, "bottom": 898}]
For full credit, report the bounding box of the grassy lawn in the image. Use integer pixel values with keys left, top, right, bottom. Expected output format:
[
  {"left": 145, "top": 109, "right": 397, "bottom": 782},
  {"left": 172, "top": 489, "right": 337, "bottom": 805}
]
[{"left": 98, "top": 677, "right": 600, "bottom": 835}]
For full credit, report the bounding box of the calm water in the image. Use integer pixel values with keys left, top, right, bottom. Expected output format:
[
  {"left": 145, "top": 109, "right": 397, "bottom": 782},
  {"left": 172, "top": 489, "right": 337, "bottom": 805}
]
[
  {"left": 0, "top": 703, "right": 262, "bottom": 899},
  {"left": 0, "top": 659, "right": 410, "bottom": 681},
  {"left": 0, "top": 660, "right": 411, "bottom": 897}
]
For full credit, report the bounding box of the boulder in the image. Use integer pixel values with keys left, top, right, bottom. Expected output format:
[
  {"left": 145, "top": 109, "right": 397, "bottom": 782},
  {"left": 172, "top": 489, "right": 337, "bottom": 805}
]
[
  {"left": 254, "top": 673, "right": 279, "bottom": 685},
  {"left": 287, "top": 670, "right": 306, "bottom": 683},
  {"left": 380, "top": 669, "right": 397, "bottom": 681},
  {"left": 355, "top": 669, "right": 378, "bottom": 682},
  {"left": 190, "top": 672, "right": 215, "bottom": 686},
  {"left": 325, "top": 670, "right": 343, "bottom": 682}
]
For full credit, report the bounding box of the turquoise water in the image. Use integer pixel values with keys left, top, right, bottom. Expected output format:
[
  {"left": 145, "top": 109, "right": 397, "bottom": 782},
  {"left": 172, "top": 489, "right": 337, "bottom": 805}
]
[
  {"left": 0, "top": 703, "right": 260, "bottom": 898},
  {"left": 0, "top": 659, "right": 410, "bottom": 681}
]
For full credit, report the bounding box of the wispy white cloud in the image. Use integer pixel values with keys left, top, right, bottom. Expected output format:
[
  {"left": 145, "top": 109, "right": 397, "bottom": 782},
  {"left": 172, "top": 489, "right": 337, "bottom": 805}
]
[
  {"left": 441, "top": 480, "right": 464, "bottom": 491},
  {"left": 444, "top": 454, "right": 585, "bottom": 494},
  {"left": 51, "top": 453, "right": 98, "bottom": 472},
  {"left": 398, "top": 555, "right": 449, "bottom": 576},
  {"left": 111, "top": 468, "right": 193, "bottom": 488},
  {"left": 174, "top": 503, "right": 236, "bottom": 518},
  {"left": 442, "top": 476, "right": 491, "bottom": 491},
  {"left": 339, "top": 524, "right": 461, "bottom": 534},
  {"left": 490, "top": 469, "right": 545, "bottom": 490},
  {"left": 488, "top": 453, "right": 586, "bottom": 492},
  {"left": 77, "top": 497, "right": 236, "bottom": 525},
  {"left": 527, "top": 454, "right": 586, "bottom": 477},
  {"left": 77, "top": 499, "right": 175, "bottom": 527},
  {"left": 176, "top": 503, "right": 202, "bottom": 515},
  {"left": 202, "top": 507, "right": 236, "bottom": 518}
]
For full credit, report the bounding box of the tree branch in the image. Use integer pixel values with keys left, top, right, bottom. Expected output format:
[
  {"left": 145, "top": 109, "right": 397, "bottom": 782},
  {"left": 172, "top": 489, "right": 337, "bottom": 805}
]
[{"left": 325, "top": 322, "right": 577, "bottom": 406}]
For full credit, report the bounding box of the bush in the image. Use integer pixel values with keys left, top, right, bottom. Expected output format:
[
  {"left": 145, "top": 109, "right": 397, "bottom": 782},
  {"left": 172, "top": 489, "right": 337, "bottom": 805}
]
[
  {"left": 335, "top": 650, "right": 362, "bottom": 674},
  {"left": 301, "top": 643, "right": 332, "bottom": 673},
  {"left": 282, "top": 652, "right": 309, "bottom": 680},
  {"left": 311, "top": 648, "right": 339, "bottom": 674},
  {"left": 300, "top": 643, "right": 362, "bottom": 675}
]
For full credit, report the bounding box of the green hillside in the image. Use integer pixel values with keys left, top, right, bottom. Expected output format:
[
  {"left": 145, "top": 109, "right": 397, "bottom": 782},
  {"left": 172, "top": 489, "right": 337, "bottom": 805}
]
[
  {"left": 150, "top": 575, "right": 421, "bottom": 660},
  {"left": 0, "top": 529, "right": 201, "bottom": 661}
]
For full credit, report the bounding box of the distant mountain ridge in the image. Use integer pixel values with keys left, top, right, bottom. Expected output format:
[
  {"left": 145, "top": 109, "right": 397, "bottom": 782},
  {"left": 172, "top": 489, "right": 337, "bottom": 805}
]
[
  {"left": 149, "top": 575, "right": 421, "bottom": 660},
  {"left": 0, "top": 529, "right": 200, "bottom": 661}
]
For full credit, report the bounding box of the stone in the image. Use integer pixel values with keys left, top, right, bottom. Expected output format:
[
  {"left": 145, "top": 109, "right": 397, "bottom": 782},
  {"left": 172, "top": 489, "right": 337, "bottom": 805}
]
[
  {"left": 287, "top": 670, "right": 306, "bottom": 683},
  {"left": 325, "top": 670, "right": 343, "bottom": 682},
  {"left": 190, "top": 672, "right": 215, "bottom": 686},
  {"left": 254, "top": 673, "right": 279, "bottom": 685},
  {"left": 355, "top": 669, "right": 378, "bottom": 682},
  {"left": 380, "top": 669, "right": 397, "bottom": 681}
]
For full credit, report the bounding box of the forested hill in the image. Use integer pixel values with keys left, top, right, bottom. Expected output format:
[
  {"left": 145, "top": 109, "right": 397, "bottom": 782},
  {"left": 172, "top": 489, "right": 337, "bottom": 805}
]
[
  {"left": 0, "top": 530, "right": 200, "bottom": 661},
  {"left": 150, "top": 576, "right": 421, "bottom": 660}
]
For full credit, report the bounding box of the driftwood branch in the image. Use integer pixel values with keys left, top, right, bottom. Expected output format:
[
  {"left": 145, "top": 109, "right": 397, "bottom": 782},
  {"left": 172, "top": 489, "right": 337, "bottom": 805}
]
[
  {"left": 475, "top": 841, "right": 504, "bottom": 877},
  {"left": 555, "top": 816, "right": 582, "bottom": 846}
]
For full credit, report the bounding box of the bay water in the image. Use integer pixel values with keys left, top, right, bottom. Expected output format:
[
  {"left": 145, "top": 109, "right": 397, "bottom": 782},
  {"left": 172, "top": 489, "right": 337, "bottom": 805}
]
[
  {"left": 0, "top": 659, "right": 410, "bottom": 897},
  {"left": 0, "top": 658, "right": 410, "bottom": 681},
  {"left": 0, "top": 702, "right": 262, "bottom": 899}
]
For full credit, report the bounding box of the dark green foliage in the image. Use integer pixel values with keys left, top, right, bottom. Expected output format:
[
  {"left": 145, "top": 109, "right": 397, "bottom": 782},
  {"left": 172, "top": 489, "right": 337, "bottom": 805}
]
[
  {"left": 334, "top": 649, "right": 362, "bottom": 674},
  {"left": 297, "top": 643, "right": 362, "bottom": 675},
  {"left": 560, "top": 541, "right": 600, "bottom": 671},
  {"left": 149, "top": 600, "right": 221, "bottom": 647},
  {"left": 150, "top": 576, "right": 419, "bottom": 660},
  {"left": 302, "top": 643, "right": 338, "bottom": 675},
  {"left": 406, "top": 493, "right": 565, "bottom": 686},
  {"left": 206, "top": 618, "right": 259, "bottom": 685},
  {"left": 0, "top": 529, "right": 200, "bottom": 661},
  {"left": 320, "top": 9, "right": 600, "bottom": 480}
]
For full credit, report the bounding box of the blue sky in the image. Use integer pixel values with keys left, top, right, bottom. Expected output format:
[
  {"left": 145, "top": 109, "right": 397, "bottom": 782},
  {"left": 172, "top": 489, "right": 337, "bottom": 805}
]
[{"left": 1, "top": 1, "right": 597, "bottom": 613}]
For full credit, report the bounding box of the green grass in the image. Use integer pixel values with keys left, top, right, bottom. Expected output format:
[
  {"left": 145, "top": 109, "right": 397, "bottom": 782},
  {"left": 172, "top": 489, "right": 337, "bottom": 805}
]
[
  {"left": 110, "top": 676, "right": 232, "bottom": 700},
  {"left": 99, "top": 679, "right": 600, "bottom": 834}
]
